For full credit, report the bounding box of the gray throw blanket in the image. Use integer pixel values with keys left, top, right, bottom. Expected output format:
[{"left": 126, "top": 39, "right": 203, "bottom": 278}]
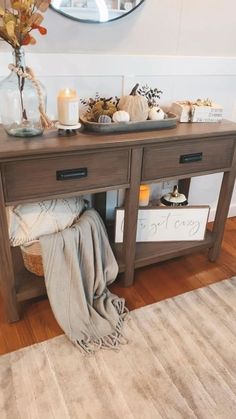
[{"left": 39, "top": 209, "right": 128, "bottom": 354}]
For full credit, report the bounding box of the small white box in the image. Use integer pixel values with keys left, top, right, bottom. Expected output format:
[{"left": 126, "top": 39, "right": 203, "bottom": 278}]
[
  {"left": 171, "top": 101, "right": 223, "bottom": 123},
  {"left": 171, "top": 102, "right": 191, "bottom": 122}
]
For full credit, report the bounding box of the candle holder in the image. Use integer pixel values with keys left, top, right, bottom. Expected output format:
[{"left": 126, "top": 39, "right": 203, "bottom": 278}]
[{"left": 55, "top": 121, "right": 81, "bottom": 136}]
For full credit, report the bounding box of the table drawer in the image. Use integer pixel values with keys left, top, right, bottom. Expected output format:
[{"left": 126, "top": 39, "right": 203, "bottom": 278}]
[
  {"left": 142, "top": 138, "right": 234, "bottom": 181},
  {"left": 3, "top": 149, "right": 130, "bottom": 203}
]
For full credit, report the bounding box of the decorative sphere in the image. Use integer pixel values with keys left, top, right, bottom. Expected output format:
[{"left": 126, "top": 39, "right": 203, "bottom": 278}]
[{"left": 98, "top": 115, "right": 112, "bottom": 124}]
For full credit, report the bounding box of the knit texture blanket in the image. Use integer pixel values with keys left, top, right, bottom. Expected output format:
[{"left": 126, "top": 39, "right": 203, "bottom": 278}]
[
  {"left": 39, "top": 209, "right": 128, "bottom": 354},
  {"left": 7, "top": 197, "right": 85, "bottom": 247}
]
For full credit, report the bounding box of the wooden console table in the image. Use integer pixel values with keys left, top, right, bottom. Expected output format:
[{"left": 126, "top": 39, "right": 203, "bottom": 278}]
[{"left": 1, "top": 121, "right": 236, "bottom": 322}]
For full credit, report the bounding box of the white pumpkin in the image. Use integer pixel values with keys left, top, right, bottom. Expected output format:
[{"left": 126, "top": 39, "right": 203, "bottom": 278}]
[
  {"left": 112, "top": 110, "right": 130, "bottom": 123},
  {"left": 148, "top": 107, "right": 165, "bottom": 121}
]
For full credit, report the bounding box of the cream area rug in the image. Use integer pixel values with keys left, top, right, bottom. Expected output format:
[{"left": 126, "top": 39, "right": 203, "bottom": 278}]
[{"left": 1, "top": 278, "right": 236, "bottom": 419}]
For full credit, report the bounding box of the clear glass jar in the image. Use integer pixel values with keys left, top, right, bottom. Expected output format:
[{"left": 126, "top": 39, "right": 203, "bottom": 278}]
[{"left": 0, "top": 48, "right": 46, "bottom": 137}]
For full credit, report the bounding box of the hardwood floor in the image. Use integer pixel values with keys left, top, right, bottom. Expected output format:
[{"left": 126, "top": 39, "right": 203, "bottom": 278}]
[{"left": 1, "top": 217, "right": 236, "bottom": 355}]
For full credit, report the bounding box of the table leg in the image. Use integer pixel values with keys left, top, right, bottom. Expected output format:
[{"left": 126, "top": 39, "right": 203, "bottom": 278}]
[
  {"left": 0, "top": 174, "right": 19, "bottom": 322},
  {"left": 93, "top": 192, "right": 107, "bottom": 222},
  {"left": 123, "top": 148, "right": 143, "bottom": 287},
  {"left": 209, "top": 148, "right": 236, "bottom": 261},
  {"left": 178, "top": 178, "right": 191, "bottom": 199}
]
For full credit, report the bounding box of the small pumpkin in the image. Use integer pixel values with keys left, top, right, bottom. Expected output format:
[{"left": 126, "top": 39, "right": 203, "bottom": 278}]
[
  {"left": 118, "top": 84, "right": 149, "bottom": 122},
  {"left": 91, "top": 99, "right": 117, "bottom": 122},
  {"left": 148, "top": 106, "right": 165, "bottom": 121},
  {"left": 112, "top": 110, "right": 130, "bottom": 123}
]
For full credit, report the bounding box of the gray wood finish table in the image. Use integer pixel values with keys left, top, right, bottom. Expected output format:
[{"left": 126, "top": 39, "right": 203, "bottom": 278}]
[{"left": 1, "top": 121, "right": 236, "bottom": 322}]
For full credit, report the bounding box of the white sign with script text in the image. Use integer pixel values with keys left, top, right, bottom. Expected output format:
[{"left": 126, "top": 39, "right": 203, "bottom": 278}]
[{"left": 115, "top": 206, "right": 210, "bottom": 243}]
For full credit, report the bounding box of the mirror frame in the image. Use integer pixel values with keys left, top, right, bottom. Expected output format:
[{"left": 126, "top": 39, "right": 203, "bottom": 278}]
[{"left": 50, "top": 0, "right": 145, "bottom": 24}]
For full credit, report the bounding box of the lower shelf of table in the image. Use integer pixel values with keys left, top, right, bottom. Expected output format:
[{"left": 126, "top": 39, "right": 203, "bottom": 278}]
[
  {"left": 113, "top": 230, "right": 214, "bottom": 272},
  {"left": 16, "top": 271, "right": 46, "bottom": 303},
  {"left": 12, "top": 247, "right": 46, "bottom": 303},
  {"left": 13, "top": 230, "right": 214, "bottom": 303}
]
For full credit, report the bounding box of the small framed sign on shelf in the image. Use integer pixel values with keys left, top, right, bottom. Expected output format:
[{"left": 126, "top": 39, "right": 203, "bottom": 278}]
[{"left": 115, "top": 206, "right": 210, "bottom": 243}]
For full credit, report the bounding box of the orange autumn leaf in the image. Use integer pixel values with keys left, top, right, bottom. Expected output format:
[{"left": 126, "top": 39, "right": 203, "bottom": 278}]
[
  {"left": 29, "top": 12, "right": 44, "bottom": 26},
  {"left": 37, "top": 0, "right": 50, "bottom": 13},
  {"left": 32, "top": 23, "right": 47, "bottom": 34},
  {"left": 29, "top": 35, "right": 36, "bottom": 44},
  {"left": 21, "top": 33, "right": 31, "bottom": 45},
  {"left": 22, "top": 33, "right": 36, "bottom": 45},
  {"left": 38, "top": 25, "right": 47, "bottom": 35}
]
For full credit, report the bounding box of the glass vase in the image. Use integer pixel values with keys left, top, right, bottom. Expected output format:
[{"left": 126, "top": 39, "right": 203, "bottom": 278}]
[{"left": 0, "top": 48, "right": 46, "bottom": 137}]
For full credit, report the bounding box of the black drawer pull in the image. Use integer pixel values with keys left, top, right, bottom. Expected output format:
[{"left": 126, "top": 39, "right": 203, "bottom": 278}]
[
  {"left": 56, "top": 168, "right": 88, "bottom": 181},
  {"left": 179, "top": 152, "right": 203, "bottom": 164}
]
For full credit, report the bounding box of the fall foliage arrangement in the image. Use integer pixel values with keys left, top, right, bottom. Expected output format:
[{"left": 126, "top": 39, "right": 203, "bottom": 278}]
[
  {"left": 81, "top": 84, "right": 165, "bottom": 124},
  {"left": 0, "top": 0, "right": 50, "bottom": 48}
]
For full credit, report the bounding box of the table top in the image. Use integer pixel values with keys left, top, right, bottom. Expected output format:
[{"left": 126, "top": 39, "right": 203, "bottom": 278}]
[{"left": 0, "top": 120, "right": 236, "bottom": 160}]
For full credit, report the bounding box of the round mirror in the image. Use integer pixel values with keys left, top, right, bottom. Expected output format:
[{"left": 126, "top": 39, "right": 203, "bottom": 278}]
[{"left": 50, "top": 0, "right": 145, "bottom": 23}]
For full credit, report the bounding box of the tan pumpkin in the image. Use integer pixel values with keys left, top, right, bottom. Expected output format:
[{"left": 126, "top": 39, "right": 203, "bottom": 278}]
[{"left": 118, "top": 84, "right": 149, "bottom": 122}]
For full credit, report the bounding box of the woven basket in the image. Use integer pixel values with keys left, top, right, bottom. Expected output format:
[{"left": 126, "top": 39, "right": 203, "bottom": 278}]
[{"left": 21, "top": 241, "right": 44, "bottom": 277}]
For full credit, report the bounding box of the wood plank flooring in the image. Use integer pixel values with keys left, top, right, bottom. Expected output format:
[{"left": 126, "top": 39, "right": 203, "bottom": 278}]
[{"left": 1, "top": 217, "right": 236, "bottom": 355}]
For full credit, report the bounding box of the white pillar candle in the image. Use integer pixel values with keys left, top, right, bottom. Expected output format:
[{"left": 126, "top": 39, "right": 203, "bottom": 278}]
[
  {"left": 57, "top": 88, "right": 79, "bottom": 126},
  {"left": 139, "top": 184, "right": 150, "bottom": 207}
]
